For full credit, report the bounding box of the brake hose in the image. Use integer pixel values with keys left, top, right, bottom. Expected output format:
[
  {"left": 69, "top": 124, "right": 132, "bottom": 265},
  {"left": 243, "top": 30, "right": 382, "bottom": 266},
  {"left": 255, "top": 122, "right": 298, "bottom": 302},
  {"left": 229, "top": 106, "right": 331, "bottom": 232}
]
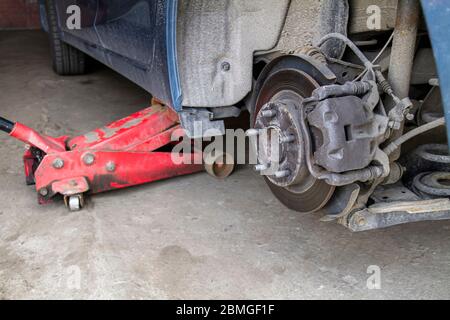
[
  {"left": 384, "top": 117, "right": 446, "bottom": 156},
  {"left": 316, "top": 33, "right": 374, "bottom": 70}
]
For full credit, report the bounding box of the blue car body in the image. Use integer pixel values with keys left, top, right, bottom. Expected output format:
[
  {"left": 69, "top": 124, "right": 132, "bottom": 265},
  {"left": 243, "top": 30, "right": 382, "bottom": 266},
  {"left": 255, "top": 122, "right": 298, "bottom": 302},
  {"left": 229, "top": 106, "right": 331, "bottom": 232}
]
[
  {"left": 39, "top": 0, "right": 450, "bottom": 142},
  {"left": 421, "top": 0, "right": 450, "bottom": 145},
  {"left": 39, "top": 0, "right": 182, "bottom": 111}
]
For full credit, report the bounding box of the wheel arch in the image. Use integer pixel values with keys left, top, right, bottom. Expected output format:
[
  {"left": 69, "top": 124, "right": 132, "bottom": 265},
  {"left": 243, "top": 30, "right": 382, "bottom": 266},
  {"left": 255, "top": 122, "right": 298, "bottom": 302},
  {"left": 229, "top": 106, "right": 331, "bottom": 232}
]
[{"left": 248, "top": 53, "right": 337, "bottom": 122}]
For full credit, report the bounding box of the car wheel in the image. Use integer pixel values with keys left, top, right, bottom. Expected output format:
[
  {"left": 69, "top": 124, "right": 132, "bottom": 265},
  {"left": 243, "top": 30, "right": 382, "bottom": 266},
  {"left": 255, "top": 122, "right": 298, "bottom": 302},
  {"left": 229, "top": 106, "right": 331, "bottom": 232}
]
[{"left": 45, "top": 0, "right": 86, "bottom": 75}]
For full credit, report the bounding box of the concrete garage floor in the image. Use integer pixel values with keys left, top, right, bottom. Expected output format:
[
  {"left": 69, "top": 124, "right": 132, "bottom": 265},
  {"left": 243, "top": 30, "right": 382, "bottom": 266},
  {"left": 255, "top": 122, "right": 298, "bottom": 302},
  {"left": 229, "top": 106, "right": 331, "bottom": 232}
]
[{"left": 1, "top": 30, "right": 450, "bottom": 300}]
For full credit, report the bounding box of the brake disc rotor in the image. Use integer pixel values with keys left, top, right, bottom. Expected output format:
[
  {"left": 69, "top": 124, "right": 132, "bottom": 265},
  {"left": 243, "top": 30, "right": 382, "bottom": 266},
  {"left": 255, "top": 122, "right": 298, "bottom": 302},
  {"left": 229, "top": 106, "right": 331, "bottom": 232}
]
[{"left": 253, "top": 68, "right": 335, "bottom": 213}]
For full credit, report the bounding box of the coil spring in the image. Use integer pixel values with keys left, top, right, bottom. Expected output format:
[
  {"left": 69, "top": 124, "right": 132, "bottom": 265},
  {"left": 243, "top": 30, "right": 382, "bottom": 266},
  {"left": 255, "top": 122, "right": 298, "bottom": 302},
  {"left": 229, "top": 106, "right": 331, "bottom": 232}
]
[{"left": 353, "top": 81, "right": 371, "bottom": 96}]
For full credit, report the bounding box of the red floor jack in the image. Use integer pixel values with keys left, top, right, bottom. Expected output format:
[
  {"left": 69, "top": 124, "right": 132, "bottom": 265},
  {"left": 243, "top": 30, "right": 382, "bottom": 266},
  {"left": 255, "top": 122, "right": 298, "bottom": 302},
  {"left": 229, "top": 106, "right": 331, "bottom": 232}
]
[{"left": 0, "top": 102, "right": 220, "bottom": 211}]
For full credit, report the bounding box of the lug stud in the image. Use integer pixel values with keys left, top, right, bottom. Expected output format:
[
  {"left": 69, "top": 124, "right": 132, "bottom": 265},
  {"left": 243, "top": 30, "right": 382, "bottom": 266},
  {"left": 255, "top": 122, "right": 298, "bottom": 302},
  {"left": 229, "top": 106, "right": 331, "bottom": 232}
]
[
  {"left": 255, "top": 164, "right": 268, "bottom": 171},
  {"left": 280, "top": 134, "right": 295, "bottom": 143},
  {"left": 274, "top": 170, "right": 290, "bottom": 178},
  {"left": 261, "top": 110, "right": 276, "bottom": 118},
  {"left": 246, "top": 129, "right": 260, "bottom": 137}
]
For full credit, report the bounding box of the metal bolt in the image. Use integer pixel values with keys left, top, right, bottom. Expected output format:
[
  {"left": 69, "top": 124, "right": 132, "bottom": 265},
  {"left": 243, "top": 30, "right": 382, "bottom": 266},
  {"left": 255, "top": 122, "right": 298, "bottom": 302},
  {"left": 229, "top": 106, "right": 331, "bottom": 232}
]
[
  {"left": 261, "top": 110, "right": 276, "bottom": 118},
  {"left": 83, "top": 153, "right": 95, "bottom": 166},
  {"left": 280, "top": 134, "right": 295, "bottom": 143},
  {"left": 246, "top": 129, "right": 260, "bottom": 137},
  {"left": 221, "top": 61, "right": 231, "bottom": 71},
  {"left": 52, "top": 158, "right": 64, "bottom": 169},
  {"left": 39, "top": 188, "right": 48, "bottom": 197},
  {"left": 255, "top": 164, "right": 268, "bottom": 171},
  {"left": 274, "top": 170, "right": 290, "bottom": 178},
  {"left": 388, "top": 120, "right": 401, "bottom": 130},
  {"left": 357, "top": 216, "right": 367, "bottom": 227},
  {"left": 106, "top": 161, "right": 116, "bottom": 172}
]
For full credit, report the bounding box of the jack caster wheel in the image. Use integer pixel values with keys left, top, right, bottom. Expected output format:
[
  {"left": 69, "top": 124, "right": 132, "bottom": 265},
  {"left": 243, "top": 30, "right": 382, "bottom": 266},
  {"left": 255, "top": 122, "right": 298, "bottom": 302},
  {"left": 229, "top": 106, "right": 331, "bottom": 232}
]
[
  {"left": 64, "top": 194, "right": 85, "bottom": 212},
  {"left": 204, "top": 151, "right": 235, "bottom": 179}
]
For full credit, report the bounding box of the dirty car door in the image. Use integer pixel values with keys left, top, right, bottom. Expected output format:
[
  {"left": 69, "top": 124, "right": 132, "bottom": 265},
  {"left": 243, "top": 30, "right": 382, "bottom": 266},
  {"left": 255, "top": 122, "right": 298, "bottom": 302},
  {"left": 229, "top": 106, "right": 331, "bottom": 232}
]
[
  {"left": 93, "top": 0, "right": 180, "bottom": 109},
  {"left": 55, "top": 0, "right": 101, "bottom": 49}
]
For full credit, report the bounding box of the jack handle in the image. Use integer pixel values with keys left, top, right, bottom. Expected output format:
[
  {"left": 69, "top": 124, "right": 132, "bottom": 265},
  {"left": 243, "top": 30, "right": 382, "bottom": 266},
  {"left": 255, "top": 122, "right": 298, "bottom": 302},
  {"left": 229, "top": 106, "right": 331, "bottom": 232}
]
[
  {"left": 0, "top": 116, "right": 15, "bottom": 134},
  {"left": 0, "top": 116, "right": 66, "bottom": 154}
]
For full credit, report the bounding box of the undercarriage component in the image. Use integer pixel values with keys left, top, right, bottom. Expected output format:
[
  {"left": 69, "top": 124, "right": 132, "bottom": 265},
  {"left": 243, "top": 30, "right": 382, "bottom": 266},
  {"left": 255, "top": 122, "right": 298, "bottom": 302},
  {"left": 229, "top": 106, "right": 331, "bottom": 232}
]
[
  {"left": 312, "top": 165, "right": 386, "bottom": 187},
  {"left": 383, "top": 117, "right": 446, "bottom": 156},
  {"left": 254, "top": 101, "right": 306, "bottom": 188},
  {"left": 382, "top": 162, "right": 405, "bottom": 185},
  {"left": 386, "top": 0, "right": 421, "bottom": 160},
  {"left": 178, "top": 108, "right": 225, "bottom": 138},
  {"left": 344, "top": 197, "right": 450, "bottom": 232},
  {"left": 414, "top": 144, "right": 450, "bottom": 172},
  {"left": 209, "top": 106, "right": 242, "bottom": 120},
  {"left": 417, "top": 84, "right": 444, "bottom": 126},
  {"left": 299, "top": 78, "right": 391, "bottom": 187},
  {"left": 403, "top": 144, "right": 450, "bottom": 185},
  {"left": 250, "top": 23, "right": 449, "bottom": 229},
  {"left": 177, "top": 0, "right": 291, "bottom": 108},
  {"left": 275, "top": 0, "right": 349, "bottom": 59},
  {"left": 342, "top": 182, "right": 450, "bottom": 231},
  {"left": 251, "top": 48, "right": 396, "bottom": 212},
  {"left": 252, "top": 58, "right": 336, "bottom": 213},
  {"left": 413, "top": 172, "right": 450, "bottom": 199},
  {"left": 338, "top": 183, "right": 450, "bottom": 231},
  {"left": 2, "top": 103, "right": 204, "bottom": 210},
  {"left": 316, "top": 33, "right": 374, "bottom": 71},
  {"left": 411, "top": 49, "right": 438, "bottom": 85},
  {"left": 306, "top": 82, "right": 388, "bottom": 173},
  {"left": 388, "top": 0, "right": 420, "bottom": 100}
]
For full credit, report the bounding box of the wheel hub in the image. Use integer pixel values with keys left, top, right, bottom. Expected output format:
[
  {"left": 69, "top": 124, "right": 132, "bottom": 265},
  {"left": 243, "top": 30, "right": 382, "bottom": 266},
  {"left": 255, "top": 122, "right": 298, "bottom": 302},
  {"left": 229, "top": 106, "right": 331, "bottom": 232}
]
[
  {"left": 254, "top": 100, "right": 306, "bottom": 188},
  {"left": 251, "top": 66, "right": 335, "bottom": 213}
]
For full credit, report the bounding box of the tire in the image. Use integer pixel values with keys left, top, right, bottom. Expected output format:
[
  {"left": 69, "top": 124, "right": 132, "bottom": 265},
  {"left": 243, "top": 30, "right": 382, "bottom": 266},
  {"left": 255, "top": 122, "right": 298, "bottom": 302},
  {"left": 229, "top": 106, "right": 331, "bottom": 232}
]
[{"left": 45, "top": 0, "right": 86, "bottom": 75}]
